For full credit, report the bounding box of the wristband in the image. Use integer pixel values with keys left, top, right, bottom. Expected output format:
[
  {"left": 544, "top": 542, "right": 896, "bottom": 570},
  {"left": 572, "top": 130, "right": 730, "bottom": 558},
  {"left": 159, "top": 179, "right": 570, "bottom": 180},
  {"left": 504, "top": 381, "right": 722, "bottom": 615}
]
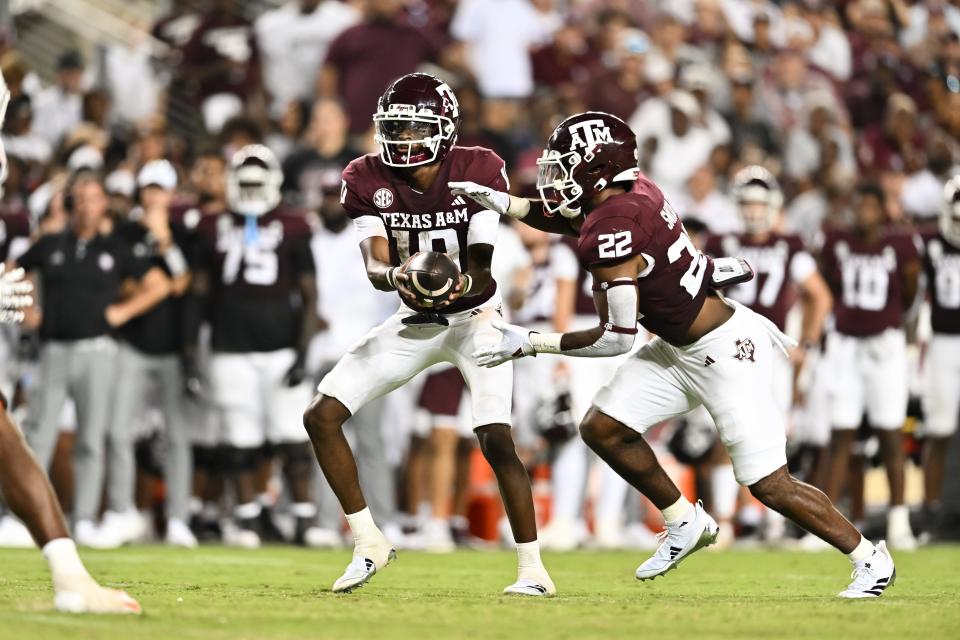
[
  {"left": 386, "top": 267, "right": 399, "bottom": 289},
  {"left": 506, "top": 195, "right": 531, "bottom": 220},
  {"left": 462, "top": 273, "right": 473, "bottom": 295},
  {"left": 163, "top": 245, "right": 188, "bottom": 278},
  {"left": 529, "top": 331, "right": 563, "bottom": 354}
]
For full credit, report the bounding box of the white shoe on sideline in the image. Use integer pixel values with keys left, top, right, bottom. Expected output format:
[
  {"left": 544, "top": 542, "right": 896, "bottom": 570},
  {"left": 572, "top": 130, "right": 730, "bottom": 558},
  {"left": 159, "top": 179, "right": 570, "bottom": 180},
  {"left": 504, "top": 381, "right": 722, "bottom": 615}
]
[
  {"left": 165, "top": 518, "right": 198, "bottom": 549},
  {"left": 99, "top": 510, "right": 148, "bottom": 545},
  {"left": 838, "top": 541, "right": 896, "bottom": 598},
  {"left": 303, "top": 527, "right": 344, "bottom": 549},
  {"left": 222, "top": 521, "right": 260, "bottom": 549},
  {"left": 74, "top": 520, "right": 123, "bottom": 550},
  {"left": 798, "top": 532, "right": 832, "bottom": 552},
  {"left": 421, "top": 518, "right": 456, "bottom": 553},
  {"left": 539, "top": 517, "right": 585, "bottom": 551},
  {"left": 0, "top": 515, "right": 34, "bottom": 547},
  {"left": 332, "top": 536, "right": 396, "bottom": 593},
  {"left": 621, "top": 522, "right": 661, "bottom": 551},
  {"left": 635, "top": 500, "right": 719, "bottom": 581}
]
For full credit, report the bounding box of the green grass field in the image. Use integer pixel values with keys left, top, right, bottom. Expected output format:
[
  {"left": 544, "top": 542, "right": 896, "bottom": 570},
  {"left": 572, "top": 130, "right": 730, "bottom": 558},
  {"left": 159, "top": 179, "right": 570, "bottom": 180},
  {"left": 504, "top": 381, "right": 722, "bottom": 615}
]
[{"left": 1, "top": 545, "right": 958, "bottom": 639}]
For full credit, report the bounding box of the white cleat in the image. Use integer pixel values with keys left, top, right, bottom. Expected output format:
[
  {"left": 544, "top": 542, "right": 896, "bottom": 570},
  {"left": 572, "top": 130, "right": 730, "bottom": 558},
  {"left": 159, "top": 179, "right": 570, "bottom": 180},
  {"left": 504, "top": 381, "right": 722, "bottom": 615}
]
[
  {"left": 302, "top": 527, "right": 344, "bottom": 549},
  {"left": 421, "top": 518, "right": 456, "bottom": 553},
  {"left": 74, "top": 520, "right": 124, "bottom": 550},
  {"left": 0, "top": 515, "right": 35, "bottom": 548},
  {"left": 635, "top": 500, "right": 719, "bottom": 581},
  {"left": 54, "top": 581, "right": 142, "bottom": 615},
  {"left": 332, "top": 540, "right": 396, "bottom": 593},
  {"left": 540, "top": 518, "right": 587, "bottom": 552},
  {"left": 165, "top": 518, "right": 198, "bottom": 549},
  {"left": 838, "top": 541, "right": 896, "bottom": 599},
  {"left": 503, "top": 571, "right": 556, "bottom": 597},
  {"left": 99, "top": 510, "right": 149, "bottom": 545}
]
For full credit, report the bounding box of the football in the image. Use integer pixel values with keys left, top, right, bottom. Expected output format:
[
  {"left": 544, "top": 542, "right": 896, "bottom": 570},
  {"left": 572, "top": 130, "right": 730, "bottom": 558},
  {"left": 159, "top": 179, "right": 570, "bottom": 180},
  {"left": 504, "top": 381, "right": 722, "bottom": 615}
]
[{"left": 402, "top": 251, "right": 461, "bottom": 308}]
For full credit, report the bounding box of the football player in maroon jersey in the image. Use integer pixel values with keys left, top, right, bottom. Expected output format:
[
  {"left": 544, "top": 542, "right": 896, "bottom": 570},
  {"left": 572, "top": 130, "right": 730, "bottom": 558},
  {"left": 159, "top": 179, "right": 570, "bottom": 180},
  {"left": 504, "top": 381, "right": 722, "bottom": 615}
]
[
  {"left": 919, "top": 176, "right": 960, "bottom": 537},
  {"left": 820, "top": 184, "right": 922, "bottom": 551},
  {"left": 187, "top": 144, "right": 322, "bottom": 548},
  {"left": 302, "top": 73, "right": 555, "bottom": 596},
  {"left": 455, "top": 111, "right": 896, "bottom": 598},
  {"left": 0, "top": 74, "right": 140, "bottom": 614}
]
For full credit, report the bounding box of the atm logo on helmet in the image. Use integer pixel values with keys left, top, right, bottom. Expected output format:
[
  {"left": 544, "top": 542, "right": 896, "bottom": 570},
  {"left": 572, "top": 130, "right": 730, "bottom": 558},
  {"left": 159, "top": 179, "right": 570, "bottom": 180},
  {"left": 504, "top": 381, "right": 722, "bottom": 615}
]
[{"left": 568, "top": 119, "right": 613, "bottom": 152}]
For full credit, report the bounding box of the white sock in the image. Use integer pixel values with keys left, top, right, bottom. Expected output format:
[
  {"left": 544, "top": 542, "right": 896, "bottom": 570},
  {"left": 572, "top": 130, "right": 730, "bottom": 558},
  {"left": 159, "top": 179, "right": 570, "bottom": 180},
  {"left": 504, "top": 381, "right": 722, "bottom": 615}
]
[
  {"left": 887, "top": 505, "right": 910, "bottom": 531},
  {"left": 516, "top": 540, "right": 545, "bottom": 573},
  {"left": 291, "top": 502, "right": 317, "bottom": 519},
  {"left": 847, "top": 536, "right": 874, "bottom": 563},
  {"left": 42, "top": 538, "right": 92, "bottom": 591},
  {"left": 661, "top": 496, "right": 694, "bottom": 526},
  {"left": 710, "top": 465, "right": 739, "bottom": 521},
  {"left": 234, "top": 502, "right": 262, "bottom": 520},
  {"left": 345, "top": 507, "right": 383, "bottom": 547}
]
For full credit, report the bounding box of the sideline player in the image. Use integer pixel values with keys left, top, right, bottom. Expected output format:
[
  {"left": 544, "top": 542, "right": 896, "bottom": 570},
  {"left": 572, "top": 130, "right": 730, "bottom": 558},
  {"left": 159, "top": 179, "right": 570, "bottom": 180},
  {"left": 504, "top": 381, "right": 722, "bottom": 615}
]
[
  {"left": 0, "top": 71, "right": 139, "bottom": 614},
  {"left": 919, "top": 176, "right": 960, "bottom": 537},
  {"left": 454, "top": 111, "right": 896, "bottom": 598},
  {"left": 302, "top": 73, "right": 554, "bottom": 596},
  {"left": 187, "top": 144, "right": 321, "bottom": 547},
  {"left": 819, "top": 184, "right": 921, "bottom": 550}
]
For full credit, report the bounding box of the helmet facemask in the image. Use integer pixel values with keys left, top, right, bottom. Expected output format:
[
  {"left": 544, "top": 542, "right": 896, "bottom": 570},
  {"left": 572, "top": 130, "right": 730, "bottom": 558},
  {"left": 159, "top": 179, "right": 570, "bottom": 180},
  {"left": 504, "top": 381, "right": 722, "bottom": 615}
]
[
  {"left": 536, "top": 149, "right": 584, "bottom": 215},
  {"left": 941, "top": 177, "right": 960, "bottom": 247},
  {"left": 374, "top": 104, "right": 456, "bottom": 168},
  {"left": 227, "top": 153, "right": 282, "bottom": 218}
]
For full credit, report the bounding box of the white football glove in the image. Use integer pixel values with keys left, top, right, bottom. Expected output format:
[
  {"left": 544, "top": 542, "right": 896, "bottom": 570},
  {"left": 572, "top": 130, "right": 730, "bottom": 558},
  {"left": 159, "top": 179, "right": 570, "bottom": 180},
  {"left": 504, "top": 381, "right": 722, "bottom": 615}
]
[
  {"left": 473, "top": 318, "right": 536, "bottom": 368},
  {"left": 0, "top": 263, "right": 33, "bottom": 324},
  {"left": 448, "top": 181, "right": 511, "bottom": 216}
]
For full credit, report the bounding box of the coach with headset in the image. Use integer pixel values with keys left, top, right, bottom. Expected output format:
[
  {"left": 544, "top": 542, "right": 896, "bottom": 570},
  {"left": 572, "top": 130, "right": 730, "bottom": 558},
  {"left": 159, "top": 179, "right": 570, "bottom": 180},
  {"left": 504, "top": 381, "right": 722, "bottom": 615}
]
[{"left": 14, "top": 170, "right": 170, "bottom": 547}]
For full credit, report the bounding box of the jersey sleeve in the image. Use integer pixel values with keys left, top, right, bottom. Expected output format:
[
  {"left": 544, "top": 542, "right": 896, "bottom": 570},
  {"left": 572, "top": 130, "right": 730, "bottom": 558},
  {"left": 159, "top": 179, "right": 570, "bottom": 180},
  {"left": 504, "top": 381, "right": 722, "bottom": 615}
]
[
  {"left": 576, "top": 215, "right": 647, "bottom": 268},
  {"left": 473, "top": 149, "right": 509, "bottom": 193},
  {"left": 789, "top": 249, "right": 817, "bottom": 284},
  {"left": 339, "top": 161, "right": 377, "bottom": 220}
]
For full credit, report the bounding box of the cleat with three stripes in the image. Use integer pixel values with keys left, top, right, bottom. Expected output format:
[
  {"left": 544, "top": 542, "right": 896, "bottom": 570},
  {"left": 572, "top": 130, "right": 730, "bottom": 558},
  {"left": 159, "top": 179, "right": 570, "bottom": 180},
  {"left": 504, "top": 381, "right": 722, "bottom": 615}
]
[{"left": 838, "top": 541, "right": 896, "bottom": 599}]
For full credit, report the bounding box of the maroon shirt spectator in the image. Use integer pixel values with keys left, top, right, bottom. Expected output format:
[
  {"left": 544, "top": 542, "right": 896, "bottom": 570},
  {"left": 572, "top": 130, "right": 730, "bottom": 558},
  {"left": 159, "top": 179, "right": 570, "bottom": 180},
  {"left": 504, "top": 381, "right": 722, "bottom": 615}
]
[
  {"left": 321, "top": 6, "right": 439, "bottom": 135},
  {"left": 531, "top": 25, "right": 597, "bottom": 89},
  {"left": 856, "top": 93, "right": 926, "bottom": 175},
  {"left": 179, "top": 0, "right": 260, "bottom": 104}
]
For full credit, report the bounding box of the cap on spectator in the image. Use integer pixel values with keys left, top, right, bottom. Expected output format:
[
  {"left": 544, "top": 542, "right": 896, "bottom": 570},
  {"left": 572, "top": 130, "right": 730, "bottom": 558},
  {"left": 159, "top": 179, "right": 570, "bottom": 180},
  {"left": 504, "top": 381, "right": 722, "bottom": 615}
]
[
  {"left": 56, "top": 50, "right": 84, "bottom": 71},
  {"left": 66, "top": 144, "right": 103, "bottom": 172},
  {"left": 645, "top": 53, "right": 675, "bottom": 85},
  {"left": 105, "top": 169, "right": 136, "bottom": 198},
  {"left": 668, "top": 90, "right": 701, "bottom": 120},
  {"left": 680, "top": 65, "right": 713, "bottom": 94},
  {"left": 620, "top": 29, "right": 649, "bottom": 56},
  {"left": 137, "top": 159, "right": 178, "bottom": 191}
]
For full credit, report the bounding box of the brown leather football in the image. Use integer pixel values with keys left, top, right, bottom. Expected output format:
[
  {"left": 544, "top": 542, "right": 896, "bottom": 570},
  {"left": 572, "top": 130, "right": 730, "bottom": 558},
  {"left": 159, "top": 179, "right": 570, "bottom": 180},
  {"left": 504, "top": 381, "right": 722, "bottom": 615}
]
[{"left": 402, "top": 251, "right": 460, "bottom": 308}]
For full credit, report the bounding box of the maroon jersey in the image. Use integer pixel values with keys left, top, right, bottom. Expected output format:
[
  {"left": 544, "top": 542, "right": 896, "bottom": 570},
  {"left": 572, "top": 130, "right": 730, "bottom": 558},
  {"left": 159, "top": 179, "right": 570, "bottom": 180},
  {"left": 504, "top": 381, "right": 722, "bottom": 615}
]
[
  {"left": 821, "top": 229, "right": 920, "bottom": 337},
  {"left": 340, "top": 146, "right": 505, "bottom": 314},
  {"left": 192, "top": 207, "right": 314, "bottom": 353},
  {"left": 704, "top": 232, "right": 814, "bottom": 331},
  {"left": 576, "top": 177, "right": 714, "bottom": 345},
  {"left": 0, "top": 206, "right": 33, "bottom": 262},
  {"left": 922, "top": 232, "right": 960, "bottom": 335}
]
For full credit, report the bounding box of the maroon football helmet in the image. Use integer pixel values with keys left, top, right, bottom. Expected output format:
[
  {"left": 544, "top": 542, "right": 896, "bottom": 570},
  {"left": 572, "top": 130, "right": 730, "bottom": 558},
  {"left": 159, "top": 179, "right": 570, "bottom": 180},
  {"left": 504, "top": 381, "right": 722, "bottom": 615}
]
[
  {"left": 536, "top": 111, "right": 639, "bottom": 215},
  {"left": 374, "top": 73, "right": 461, "bottom": 167}
]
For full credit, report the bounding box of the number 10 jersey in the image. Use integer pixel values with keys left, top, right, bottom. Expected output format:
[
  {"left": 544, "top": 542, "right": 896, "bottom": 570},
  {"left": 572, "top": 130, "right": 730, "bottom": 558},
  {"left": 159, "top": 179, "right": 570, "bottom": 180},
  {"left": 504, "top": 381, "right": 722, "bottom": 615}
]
[{"left": 339, "top": 146, "right": 504, "bottom": 314}]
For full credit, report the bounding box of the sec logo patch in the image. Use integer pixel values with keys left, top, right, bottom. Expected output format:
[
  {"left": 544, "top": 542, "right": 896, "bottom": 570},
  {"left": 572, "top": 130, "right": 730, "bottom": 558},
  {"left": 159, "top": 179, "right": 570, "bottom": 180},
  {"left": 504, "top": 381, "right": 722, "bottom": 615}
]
[{"left": 373, "top": 188, "right": 394, "bottom": 209}]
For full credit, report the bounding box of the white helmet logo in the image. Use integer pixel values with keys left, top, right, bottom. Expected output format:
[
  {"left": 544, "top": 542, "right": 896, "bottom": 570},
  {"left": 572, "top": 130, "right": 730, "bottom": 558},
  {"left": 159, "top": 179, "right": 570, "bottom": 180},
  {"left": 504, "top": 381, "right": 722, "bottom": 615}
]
[
  {"left": 568, "top": 119, "right": 613, "bottom": 152},
  {"left": 374, "top": 188, "right": 394, "bottom": 209}
]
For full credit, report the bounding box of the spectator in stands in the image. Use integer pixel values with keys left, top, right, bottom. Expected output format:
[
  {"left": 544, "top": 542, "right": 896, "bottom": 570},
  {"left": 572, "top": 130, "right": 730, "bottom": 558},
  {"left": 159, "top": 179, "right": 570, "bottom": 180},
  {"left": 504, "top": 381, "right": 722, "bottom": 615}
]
[
  {"left": 282, "top": 98, "right": 361, "bottom": 212},
  {"left": 1, "top": 95, "right": 51, "bottom": 168},
  {"left": 31, "top": 50, "right": 85, "bottom": 149},
  {"left": 721, "top": 68, "right": 779, "bottom": 164},
  {"left": 179, "top": 0, "right": 261, "bottom": 134},
  {"left": 857, "top": 92, "right": 926, "bottom": 177},
  {"left": 319, "top": 0, "right": 440, "bottom": 137},
  {"left": 255, "top": 0, "right": 359, "bottom": 119},
  {"left": 451, "top": 0, "right": 554, "bottom": 99}
]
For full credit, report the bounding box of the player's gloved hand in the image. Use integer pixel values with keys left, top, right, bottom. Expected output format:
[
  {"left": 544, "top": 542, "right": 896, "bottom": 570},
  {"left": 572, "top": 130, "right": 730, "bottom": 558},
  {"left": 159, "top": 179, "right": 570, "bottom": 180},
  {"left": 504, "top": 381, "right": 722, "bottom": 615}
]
[
  {"left": 435, "top": 273, "right": 465, "bottom": 310},
  {"left": 0, "top": 263, "right": 33, "bottom": 324},
  {"left": 448, "top": 181, "right": 511, "bottom": 216},
  {"left": 473, "top": 318, "right": 536, "bottom": 368},
  {"left": 283, "top": 354, "right": 308, "bottom": 387}
]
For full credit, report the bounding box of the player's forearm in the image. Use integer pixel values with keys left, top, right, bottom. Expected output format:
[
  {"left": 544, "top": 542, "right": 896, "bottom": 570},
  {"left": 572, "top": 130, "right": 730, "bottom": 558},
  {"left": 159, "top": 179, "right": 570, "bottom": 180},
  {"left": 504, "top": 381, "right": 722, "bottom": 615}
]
[
  {"left": 109, "top": 269, "right": 171, "bottom": 326},
  {"left": 461, "top": 267, "right": 492, "bottom": 298},
  {"left": 518, "top": 200, "right": 581, "bottom": 237},
  {"left": 527, "top": 324, "right": 635, "bottom": 358},
  {"left": 295, "top": 278, "right": 320, "bottom": 359},
  {"left": 799, "top": 289, "right": 830, "bottom": 347},
  {"left": 366, "top": 260, "right": 399, "bottom": 291}
]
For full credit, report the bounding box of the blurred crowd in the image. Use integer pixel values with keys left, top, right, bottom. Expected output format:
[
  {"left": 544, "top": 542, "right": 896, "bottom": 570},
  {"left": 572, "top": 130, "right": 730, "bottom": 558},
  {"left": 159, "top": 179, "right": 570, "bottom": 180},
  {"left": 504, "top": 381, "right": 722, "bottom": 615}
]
[{"left": 0, "top": 0, "right": 958, "bottom": 552}]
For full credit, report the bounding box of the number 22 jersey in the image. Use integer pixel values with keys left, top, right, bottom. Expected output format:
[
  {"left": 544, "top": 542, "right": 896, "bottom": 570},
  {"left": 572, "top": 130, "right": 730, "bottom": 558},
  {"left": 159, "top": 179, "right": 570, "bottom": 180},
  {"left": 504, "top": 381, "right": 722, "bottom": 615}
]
[
  {"left": 575, "top": 176, "right": 715, "bottom": 346},
  {"left": 339, "top": 146, "right": 504, "bottom": 314}
]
